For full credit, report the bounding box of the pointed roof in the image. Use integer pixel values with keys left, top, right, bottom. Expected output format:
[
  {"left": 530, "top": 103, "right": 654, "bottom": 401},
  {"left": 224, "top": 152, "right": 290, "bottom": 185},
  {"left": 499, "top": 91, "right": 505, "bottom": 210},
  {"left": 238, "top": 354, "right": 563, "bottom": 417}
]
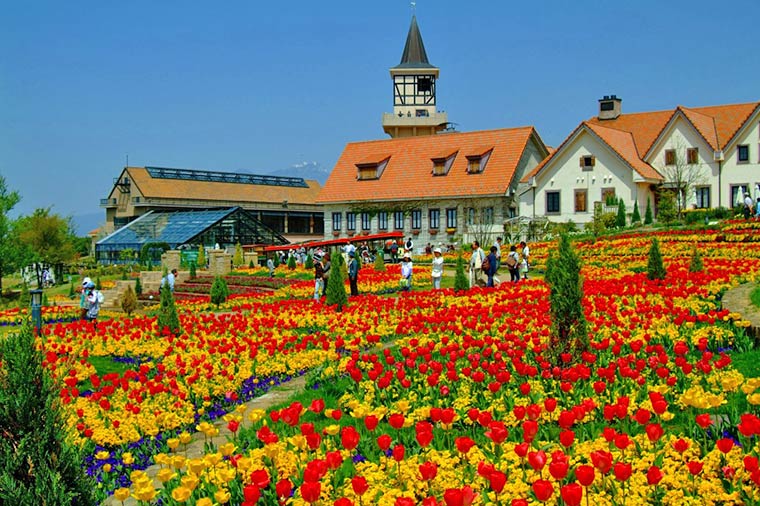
[{"left": 393, "top": 15, "right": 435, "bottom": 69}]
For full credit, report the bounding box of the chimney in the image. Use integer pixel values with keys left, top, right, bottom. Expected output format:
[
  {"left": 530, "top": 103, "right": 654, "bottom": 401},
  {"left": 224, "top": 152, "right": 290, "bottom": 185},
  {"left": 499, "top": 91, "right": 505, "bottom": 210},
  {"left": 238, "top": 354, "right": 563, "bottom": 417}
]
[{"left": 598, "top": 94, "right": 622, "bottom": 120}]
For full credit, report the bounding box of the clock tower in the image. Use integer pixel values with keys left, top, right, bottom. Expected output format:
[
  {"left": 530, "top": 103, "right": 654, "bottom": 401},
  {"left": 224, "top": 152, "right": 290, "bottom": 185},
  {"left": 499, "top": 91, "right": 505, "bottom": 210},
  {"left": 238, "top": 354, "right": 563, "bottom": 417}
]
[{"left": 382, "top": 15, "right": 448, "bottom": 138}]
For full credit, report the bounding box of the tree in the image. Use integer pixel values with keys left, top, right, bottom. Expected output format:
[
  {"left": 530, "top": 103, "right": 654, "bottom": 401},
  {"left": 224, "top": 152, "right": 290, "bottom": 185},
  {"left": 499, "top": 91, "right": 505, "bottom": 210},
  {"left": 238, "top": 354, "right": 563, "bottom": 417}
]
[
  {"left": 0, "top": 175, "right": 21, "bottom": 293},
  {"left": 325, "top": 251, "right": 348, "bottom": 311},
  {"left": 233, "top": 243, "right": 244, "bottom": 267},
  {"left": 647, "top": 238, "right": 666, "bottom": 280},
  {"left": 644, "top": 197, "right": 653, "bottom": 225},
  {"left": 134, "top": 277, "right": 143, "bottom": 295},
  {"left": 15, "top": 208, "right": 78, "bottom": 289},
  {"left": 119, "top": 248, "right": 136, "bottom": 265},
  {"left": 453, "top": 253, "right": 469, "bottom": 292},
  {"left": 121, "top": 284, "right": 138, "bottom": 316},
  {"left": 656, "top": 190, "right": 677, "bottom": 224},
  {"left": 374, "top": 251, "right": 386, "bottom": 272},
  {"left": 0, "top": 322, "right": 97, "bottom": 505},
  {"left": 197, "top": 244, "right": 206, "bottom": 269},
  {"left": 156, "top": 281, "right": 181, "bottom": 335},
  {"left": 287, "top": 255, "right": 297, "bottom": 270},
  {"left": 189, "top": 261, "right": 197, "bottom": 279},
  {"left": 616, "top": 200, "right": 627, "bottom": 228},
  {"left": 631, "top": 200, "right": 641, "bottom": 224},
  {"left": 688, "top": 245, "right": 703, "bottom": 273},
  {"left": 656, "top": 140, "right": 707, "bottom": 216},
  {"left": 544, "top": 234, "right": 588, "bottom": 364},
  {"left": 305, "top": 254, "right": 314, "bottom": 270},
  {"left": 210, "top": 276, "right": 229, "bottom": 308}
]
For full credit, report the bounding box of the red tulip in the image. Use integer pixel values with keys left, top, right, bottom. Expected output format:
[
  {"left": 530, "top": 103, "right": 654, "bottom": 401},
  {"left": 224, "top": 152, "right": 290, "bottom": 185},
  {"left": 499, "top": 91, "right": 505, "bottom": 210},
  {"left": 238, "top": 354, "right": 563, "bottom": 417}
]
[
  {"left": 646, "top": 465, "right": 663, "bottom": 485},
  {"left": 243, "top": 484, "right": 260, "bottom": 503},
  {"left": 325, "top": 450, "right": 343, "bottom": 470},
  {"left": 523, "top": 420, "right": 538, "bottom": 443},
  {"left": 301, "top": 481, "right": 321, "bottom": 503},
  {"left": 511, "top": 500, "right": 529, "bottom": 506},
  {"left": 395, "top": 498, "right": 416, "bottom": 506},
  {"left": 716, "top": 438, "right": 734, "bottom": 454},
  {"left": 351, "top": 476, "right": 369, "bottom": 496},
  {"left": 574, "top": 465, "right": 595, "bottom": 487},
  {"left": 645, "top": 423, "right": 664, "bottom": 442},
  {"left": 485, "top": 421, "right": 509, "bottom": 444},
  {"left": 687, "top": 461, "right": 703, "bottom": 476},
  {"left": 559, "top": 430, "right": 575, "bottom": 448},
  {"left": 695, "top": 413, "right": 712, "bottom": 429},
  {"left": 560, "top": 483, "right": 583, "bottom": 506},
  {"left": 613, "top": 462, "right": 632, "bottom": 482},
  {"left": 590, "top": 451, "right": 613, "bottom": 475},
  {"left": 672, "top": 438, "right": 690, "bottom": 454},
  {"left": 443, "top": 485, "right": 477, "bottom": 506},
  {"left": 549, "top": 459, "right": 569, "bottom": 481},
  {"left": 514, "top": 442, "right": 530, "bottom": 458},
  {"left": 340, "top": 426, "right": 360, "bottom": 451},
  {"left": 487, "top": 470, "right": 507, "bottom": 493},
  {"left": 392, "top": 444, "right": 405, "bottom": 462},
  {"left": 455, "top": 436, "right": 476, "bottom": 454},
  {"left": 389, "top": 413, "right": 405, "bottom": 430},
  {"left": 532, "top": 479, "right": 554, "bottom": 502},
  {"left": 527, "top": 450, "right": 547, "bottom": 471},
  {"left": 364, "top": 415, "right": 379, "bottom": 431},
  {"left": 250, "top": 469, "right": 270, "bottom": 489},
  {"left": 744, "top": 456, "right": 759, "bottom": 472},
  {"left": 419, "top": 461, "right": 438, "bottom": 481},
  {"left": 334, "top": 498, "right": 354, "bottom": 506},
  {"left": 276, "top": 478, "right": 293, "bottom": 502},
  {"left": 377, "top": 434, "right": 392, "bottom": 451}
]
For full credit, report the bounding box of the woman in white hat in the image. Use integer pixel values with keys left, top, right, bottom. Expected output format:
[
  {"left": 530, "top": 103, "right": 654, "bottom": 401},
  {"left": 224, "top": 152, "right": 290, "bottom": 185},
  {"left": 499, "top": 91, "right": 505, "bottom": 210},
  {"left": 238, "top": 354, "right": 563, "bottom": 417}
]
[
  {"left": 431, "top": 248, "right": 444, "bottom": 289},
  {"left": 400, "top": 253, "right": 413, "bottom": 292}
]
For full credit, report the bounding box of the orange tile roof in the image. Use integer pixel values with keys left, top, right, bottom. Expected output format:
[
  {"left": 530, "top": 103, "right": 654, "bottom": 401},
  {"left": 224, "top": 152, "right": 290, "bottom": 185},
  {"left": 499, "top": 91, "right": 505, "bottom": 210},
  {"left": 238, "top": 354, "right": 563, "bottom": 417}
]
[
  {"left": 316, "top": 127, "right": 545, "bottom": 204},
  {"left": 585, "top": 123, "right": 663, "bottom": 181},
  {"left": 679, "top": 107, "right": 719, "bottom": 150},
  {"left": 687, "top": 102, "right": 759, "bottom": 148},
  {"left": 587, "top": 109, "right": 674, "bottom": 155},
  {"left": 123, "top": 167, "right": 322, "bottom": 205}
]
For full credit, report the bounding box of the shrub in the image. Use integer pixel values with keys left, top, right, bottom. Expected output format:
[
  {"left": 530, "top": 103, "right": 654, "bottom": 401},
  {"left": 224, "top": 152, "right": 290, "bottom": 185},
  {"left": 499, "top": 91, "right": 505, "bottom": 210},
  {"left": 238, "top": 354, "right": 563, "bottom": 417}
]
[
  {"left": 210, "top": 276, "right": 229, "bottom": 308},
  {"left": 374, "top": 251, "right": 386, "bottom": 272},
  {"left": 0, "top": 322, "right": 97, "bottom": 505},
  {"left": 287, "top": 255, "right": 297, "bottom": 270},
  {"left": 657, "top": 191, "right": 677, "bottom": 224},
  {"left": 545, "top": 234, "right": 588, "bottom": 364},
  {"left": 189, "top": 261, "right": 197, "bottom": 279},
  {"left": 631, "top": 200, "right": 641, "bottom": 223},
  {"left": 121, "top": 284, "right": 138, "bottom": 316},
  {"left": 644, "top": 197, "right": 653, "bottom": 225},
  {"left": 134, "top": 277, "right": 142, "bottom": 295},
  {"left": 453, "top": 254, "right": 469, "bottom": 292},
  {"left": 325, "top": 252, "right": 348, "bottom": 311},
  {"left": 305, "top": 254, "right": 314, "bottom": 270},
  {"left": 616, "top": 200, "right": 627, "bottom": 228},
  {"left": 647, "top": 238, "right": 667, "bottom": 280},
  {"left": 156, "top": 282, "right": 181, "bottom": 335},
  {"left": 689, "top": 245, "right": 704, "bottom": 273},
  {"left": 68, "top": 280, "right": 74, "bottom": 298},
  {"left": 197, "top": 244, "right": 206, "bottom": 268},
  {"left": 95, "top": 276, "right": 102, "bottom": 290},
  {"left": 233, "top": 243, "right": 244, "bottom": 267}
]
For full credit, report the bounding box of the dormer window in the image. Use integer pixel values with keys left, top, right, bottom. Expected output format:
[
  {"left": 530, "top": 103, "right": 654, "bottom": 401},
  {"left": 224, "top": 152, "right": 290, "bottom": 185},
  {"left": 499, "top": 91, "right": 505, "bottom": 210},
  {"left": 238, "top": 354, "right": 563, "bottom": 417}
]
[
  {"left": 465, "top": 148, "right": 493, "bottom": 174},
  {"left": 356, "top": 156, "right": 390, "bottom": 180},
  {"left": 579, "top": 155, "right": 596, "bottom": 170},
  {"left": 431, "top": 150, "right": 458, "bottom": 176}
]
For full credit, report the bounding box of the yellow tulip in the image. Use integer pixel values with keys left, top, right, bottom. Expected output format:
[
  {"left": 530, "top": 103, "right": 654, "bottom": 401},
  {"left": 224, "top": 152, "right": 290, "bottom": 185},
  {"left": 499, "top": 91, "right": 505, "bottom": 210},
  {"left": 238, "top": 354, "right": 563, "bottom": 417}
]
[
  {"left": 171, "top": 486, "right": 192, "bottom": 503},
  {"left": 167, "top": 437, "right": 180, "bottom": 450},
  {"left": 113, "top": 487, "right": 130, "bottom": 501},
  {"left": 219, "top": 442, "right": 237, "bottom": 456},
  {"left": 121, "top": 452, "right": 134, "bottom": 465},
  {"left": 214, "top": 488, "right": 231, "bottom": 504},
  {"left": 197, "top": 498, "right": 215, "bottom": 506},
  {"left": 179, "top": 431, "right": 193, "bottom": 444},
  {"left": 156, "top": 467, "right": 176, "bottom": 483},
  {"left": 95, "top": 450, "right": 110, "bottom": 460}
]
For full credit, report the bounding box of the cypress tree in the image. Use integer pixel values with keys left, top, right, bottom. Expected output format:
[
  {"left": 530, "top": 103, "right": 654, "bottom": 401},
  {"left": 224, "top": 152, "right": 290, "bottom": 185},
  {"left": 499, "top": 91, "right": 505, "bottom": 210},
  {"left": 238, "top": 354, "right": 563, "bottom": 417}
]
[
  {"left": 233, "top": 243, "right": 244, "bottom": 267},
  {"left": 210, "top": 276, "right": 229, "bottom": 308},
  {"left": 134, "top": 277, "right": 142, "bottom": 295},
  {"left": 545, "top": 234, "right": 588, "bottom": 364},
  {"left": 287, "top": 255, "right": 297, "bottom": 270},
  {"left": 644, "top": 197, "right": 653, "bottom": 225},
  {"left": 616, "top": 200, "right": 627, "bottom": 228},
  {"left": 647, "top": 238, "right": 667, "bottom": 280},
  {"left": 453, "top": 253, "right": 469, "bottom": 292},
  {"left": 189, "top": 261, "right": 197, "bottom": 279},
  {"left": 374, "top": 251, "right": 386, "bottom": 272},
  {"left": 305, "top": 254, "right": 314, "bottom": 270},
  {"left": 657, "top": 191, "right": 677, "bottom": 224},
  {"left": 197, "top": 244, "right": 206, "bottom": 268},
  {"left": 0, "top": 322, "right": 97, "bottom": 505},
  {"left": 121, "top": 284, "right": 138, "bottom": 316},
  {"left": 325, "top": 251, "right": 348, "bottom": 311},
  {"left": 156, "top": 281, "right": 181, "bottom": 335},
  {"left": 688, "top": 245, "right": 703, "bottom": 273},
  {"left": 631, "top": 200, "right": 641, "bottom": 223}
]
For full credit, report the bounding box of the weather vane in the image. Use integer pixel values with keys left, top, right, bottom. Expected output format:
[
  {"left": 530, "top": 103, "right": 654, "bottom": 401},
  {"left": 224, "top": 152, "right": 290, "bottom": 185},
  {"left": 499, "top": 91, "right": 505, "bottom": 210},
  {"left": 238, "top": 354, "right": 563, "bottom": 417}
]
[{"left": 411, "top": 1, "right": 416, "bottom": 13}]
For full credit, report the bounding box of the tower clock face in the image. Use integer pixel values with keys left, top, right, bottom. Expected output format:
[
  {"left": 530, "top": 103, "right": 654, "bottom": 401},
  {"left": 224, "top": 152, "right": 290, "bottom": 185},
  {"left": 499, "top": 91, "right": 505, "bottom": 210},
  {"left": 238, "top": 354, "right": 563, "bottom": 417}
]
[{"left": 394, "top": 74, "right": 436, "bottom": 106}]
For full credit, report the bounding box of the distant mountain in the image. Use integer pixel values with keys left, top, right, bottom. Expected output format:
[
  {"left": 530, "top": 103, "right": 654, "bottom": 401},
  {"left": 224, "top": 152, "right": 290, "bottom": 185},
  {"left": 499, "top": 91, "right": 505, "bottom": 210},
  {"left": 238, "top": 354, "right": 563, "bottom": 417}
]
[{"left": 253, "top": 161, "right": 331, "bottom": 185}]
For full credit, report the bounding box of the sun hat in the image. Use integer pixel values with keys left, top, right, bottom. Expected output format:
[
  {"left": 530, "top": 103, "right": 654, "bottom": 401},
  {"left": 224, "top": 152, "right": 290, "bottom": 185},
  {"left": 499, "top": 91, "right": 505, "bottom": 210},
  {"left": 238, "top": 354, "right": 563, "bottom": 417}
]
[
  {"left": 313, "top": 253, "right": 323, "bottom": 262},
  {"left": 403, "top": 253, "right": 411, "bottom": 260},
  {"left": 85, "top": 281, "right": 95, "bottom": 289},
  {"left": 82, "top": 276, "right": 92, "bottom": 286},
  {"left": 433, "top": 247, "right": 441, "bottom": 254}
]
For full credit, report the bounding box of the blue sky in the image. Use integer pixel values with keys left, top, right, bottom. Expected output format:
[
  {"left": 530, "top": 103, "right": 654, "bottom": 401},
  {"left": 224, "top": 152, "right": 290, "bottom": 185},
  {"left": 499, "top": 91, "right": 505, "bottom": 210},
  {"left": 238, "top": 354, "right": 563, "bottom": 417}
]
[{"left": 2, "top": 0, "right": 759, "bottom": 230}]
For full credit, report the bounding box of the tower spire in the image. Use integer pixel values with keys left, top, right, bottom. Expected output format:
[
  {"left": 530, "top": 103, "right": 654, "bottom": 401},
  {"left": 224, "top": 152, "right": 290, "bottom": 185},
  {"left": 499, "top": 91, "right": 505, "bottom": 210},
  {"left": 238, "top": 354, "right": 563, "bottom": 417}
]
[{"left": 397, "top": 14, "right": 432, "bottom": 68}]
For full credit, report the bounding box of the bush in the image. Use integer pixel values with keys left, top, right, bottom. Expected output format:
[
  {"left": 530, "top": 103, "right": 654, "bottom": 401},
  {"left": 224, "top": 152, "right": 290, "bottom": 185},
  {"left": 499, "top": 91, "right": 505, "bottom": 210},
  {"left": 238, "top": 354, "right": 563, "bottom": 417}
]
[
  {"left": 233, "top": 243, "right": 244, "bottom": 267},
  {"left": 374, "top": 251, "right": 386, "bottom": 272},
  {"left": 631, "top": 200, "right": 641, "bottom": 223},
  {"left": 656, "top": 191, "right": 677, "bottom": 224},
  {"left": 644, "top": 197, "right": 653, "bottom": 225},
  {"left": 121, "top": 284, "right": 138, "bottom": 316},
  {"left": 616, "top": 200, "right": 627, "bottom": 228},
  {"left": 689, "top": 245, "right": 704, "bottom": 273},
  {"left": 189, "top": 262, "right": 197, "bottom": 279},
  {"left": 197, "top": 244, "right": 206, "bottom": 268},
  {"left": 545, "top": 234, "right": 588, "bottom": 364},
  {"left": 210, "top": 276, "right": 230, "bottom": 308},
  {"left": 647, "top": 238, "right": 666, "bottom": 280},
  {"left": 134, "top": 277, "right": 142, "bottom": 295},
  {"left": 287, "top": 255, "right": 297, "bottom": 270},
  {"left": 305, "top": 254, "right": 314, "bottom": 270},
  {"left": 0, "top": 322, "right": 97, "bottom": 505},
  {"left": 325, "top": 252, "right": 348, "bottom": 311},
  {"left": 453, "top": 254, "right": 469, "bottom": 292},
  {"left": 156, "top": 282, "right": 181, "bottom": 335}
]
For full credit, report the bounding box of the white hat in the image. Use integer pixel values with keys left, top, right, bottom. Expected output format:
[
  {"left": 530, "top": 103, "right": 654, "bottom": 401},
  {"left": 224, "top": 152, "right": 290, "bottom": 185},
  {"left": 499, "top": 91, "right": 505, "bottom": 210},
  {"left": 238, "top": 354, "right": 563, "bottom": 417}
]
[
  {"left": 403, "top": 253, "right": 411, "bottom": 260},
  {"left": 82, "top": 277, "right": 92, "bottom": 286},
  {"left": 433, "top": 247, "right": 442, "bottom": 254}
]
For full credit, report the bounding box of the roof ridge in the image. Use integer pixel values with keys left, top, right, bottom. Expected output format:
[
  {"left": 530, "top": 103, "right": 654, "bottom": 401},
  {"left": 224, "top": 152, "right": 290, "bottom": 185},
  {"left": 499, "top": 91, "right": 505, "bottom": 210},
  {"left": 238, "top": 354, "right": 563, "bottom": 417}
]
[{"left": 345, "top": 126, "right": 536, "bottom": 147}]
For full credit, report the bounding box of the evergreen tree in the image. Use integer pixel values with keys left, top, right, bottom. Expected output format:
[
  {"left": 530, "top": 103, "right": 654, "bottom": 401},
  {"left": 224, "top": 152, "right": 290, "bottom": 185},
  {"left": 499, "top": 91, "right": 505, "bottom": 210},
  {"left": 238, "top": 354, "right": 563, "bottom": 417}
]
[
  {"left": 210, "top": 276, "right": 229, "bottom": 308},
  {"left": 616, "top": 200, "right": 627, "bottom": 228},
  {"left": 631, "top": 200, "right": 641, "bottom": 223},
  {"left": 248, "top": 259, "right": 255, "bottom": 268},
  {"left": 233, "top": 243, "right": 244, "bottom": 267},
  {"left": 453, "top": 253, "right": 469, "bottom": 292},
  {"left": 325, "top": 251, "right": 348, "bottom": 311},
  {"left": 647, "top": 238, "right": 667, "bottom": 280},
  {"left": 134, "top": 277, "right": 142, "bottom": 296},
  {"left": 287, "top": 255, "right": 297, "bottom": 270},
  {"left": 197, "top": 244, "right": 206, "bottom": 269},
  {"left": 305, "top": 254, "right": 314, "bottom": 270},
  {"left": 0, "top": 322, "right": 97, "bottom": 505},
  {"left": 656, "top": 191, "right": 677, "bottom": 224},
  {"left": 156, "top": 281, "right": 181, "bottom": 335},
  {"left": 374, "top": 251, "right": 386, "bottom": 272},
  {"left": 544, "top": 234, "right": 588, "bottom": 364},
  {"left": 121, "top": 284, "right": 138, "bottom": 316},
  {"left": 688, "top": 245, "right": 704, "bottom": 273},
  {"left": 189, "top": 261, "right": 197, "bottom": 279},
  {"left": 644, "top": 197, "right": 653, "bottom": 225}
]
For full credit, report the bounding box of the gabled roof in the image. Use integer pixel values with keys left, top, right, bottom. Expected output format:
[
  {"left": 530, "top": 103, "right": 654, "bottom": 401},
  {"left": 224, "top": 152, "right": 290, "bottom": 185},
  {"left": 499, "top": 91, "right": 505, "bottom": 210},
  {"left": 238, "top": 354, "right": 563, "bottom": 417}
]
[
  {"left": 393, "top": 15, "right": 435, "bottom": 69},
  {"left": 524, "top": 100, "right": 760, "bottom": 184},
  {"left": 317, "top": 127, "right": 547, "bottom": 204},
  {"left": 112, "top": 167, "right": 322, "bottom": 205}
]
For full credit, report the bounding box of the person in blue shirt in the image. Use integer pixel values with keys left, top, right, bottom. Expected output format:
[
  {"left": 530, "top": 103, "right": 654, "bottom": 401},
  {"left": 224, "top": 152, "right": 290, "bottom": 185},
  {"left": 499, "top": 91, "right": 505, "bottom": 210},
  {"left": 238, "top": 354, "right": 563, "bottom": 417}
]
[{"left": 162, "top": 269, "right": 178, "bottom": 292}]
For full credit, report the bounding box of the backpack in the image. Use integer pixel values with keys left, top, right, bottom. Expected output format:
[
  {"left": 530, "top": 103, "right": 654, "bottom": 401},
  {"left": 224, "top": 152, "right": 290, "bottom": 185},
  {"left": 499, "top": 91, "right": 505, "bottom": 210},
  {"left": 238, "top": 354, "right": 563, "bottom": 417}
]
[
  {"left": 96, "top": 290, "right": 104, "bottom": 305},
  {"left": 506, "top": 254, "right": 518, "bottom": 268},
  {"left": 481, "top": 256, "right": 491, "bottom": 272}
]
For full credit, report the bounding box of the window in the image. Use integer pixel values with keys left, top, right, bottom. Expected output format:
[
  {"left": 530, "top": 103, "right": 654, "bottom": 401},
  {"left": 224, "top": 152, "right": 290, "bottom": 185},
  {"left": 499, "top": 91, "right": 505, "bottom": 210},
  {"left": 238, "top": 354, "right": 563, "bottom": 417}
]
[
  {"left": 574, "top": 189, "right": 587, "bottom": 213},
  {"left": 410, "top": 209, "right": 422, "bottom": 229},
  {"left": 481, "top": 207, "right": 494, "bottom": 225},
  {"left": 361, "top": 212, "right": 371, "bottom": 231},
  {"left": 665, "top": 149, "right": 676, "bottom": 165},
  {"left": 429, "top": 209, "right": 440, "bottom": 229},
  {"left": 432, "top": 151, "right": 458, "bottom": 176},
  {"left": 601, "top": 187, "right": 616, "bottom": 205},
  {"left": 687, "top": 147, "right": 699, "bottom": 164},
  {"left": 415, "top": 109, "right": 429, "bottom": 117},
  {"left": 466, "top": 149, "right": 493, "bottom": 174},
  {"left": 378, "top": 211, "right": 388, "bottom": 230},
  {"left": 446, "top": 208, "right": 457, "bottom": 229},
  {"left": 356, "top": 157, "right": 390, "bottom": 180},
  {"left": 546, "top": 191, "right": 560, "bottom": 214},
  {"left": 731, "top": 185, "right": 747, "bottom": 208},
  {"left": 695, "top": 186, "right": 710, "bottom": 209},
  {"left": 346, "top": 212, "right": 356, "bottom": 231},
  {"left": 579, "top": 155, "right": 596, "bottom": 170},
  {"left": 417, "top": 76, "right": 432, "bottom": 93},
  {"left": 738, "top": 145, "right": 749, "bottom": 163},
  {"left": 466, "top": 207, "right": 476, "bottom": 226},
  {"left": 332, "top": 212, "right": 342, "bottom": 232},
  {"left": 393, "top": 211, "right": 404, "bottom": 230}
]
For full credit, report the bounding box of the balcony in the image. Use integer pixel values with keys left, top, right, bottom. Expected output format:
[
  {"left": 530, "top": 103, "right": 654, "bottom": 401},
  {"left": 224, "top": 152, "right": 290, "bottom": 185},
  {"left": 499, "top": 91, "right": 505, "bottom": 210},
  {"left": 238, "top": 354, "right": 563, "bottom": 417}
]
[{"left": 100, "top": 198, "right": 117, "bottom": 207}]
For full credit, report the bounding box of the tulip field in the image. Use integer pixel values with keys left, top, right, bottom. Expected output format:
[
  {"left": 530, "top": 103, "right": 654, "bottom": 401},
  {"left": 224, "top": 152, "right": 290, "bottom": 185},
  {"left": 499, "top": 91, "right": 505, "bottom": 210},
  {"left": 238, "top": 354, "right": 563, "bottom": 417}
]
[{"left": 7, "top": 220, "right": 760, "bottom": 505}]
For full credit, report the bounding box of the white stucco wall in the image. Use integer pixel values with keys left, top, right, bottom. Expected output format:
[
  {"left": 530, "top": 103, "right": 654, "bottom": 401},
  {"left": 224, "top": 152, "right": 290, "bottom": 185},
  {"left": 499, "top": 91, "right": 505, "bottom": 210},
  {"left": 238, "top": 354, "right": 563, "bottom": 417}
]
[{"left": 721, "top": 114, "right": 760, "bottom": 207}]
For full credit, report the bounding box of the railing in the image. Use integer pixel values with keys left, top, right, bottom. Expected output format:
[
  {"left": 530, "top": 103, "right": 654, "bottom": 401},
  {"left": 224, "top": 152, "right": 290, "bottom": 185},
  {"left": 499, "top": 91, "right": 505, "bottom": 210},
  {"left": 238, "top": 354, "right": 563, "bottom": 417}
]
[{"left": 100, "top": 198, "right": 117, "bottom": 206}]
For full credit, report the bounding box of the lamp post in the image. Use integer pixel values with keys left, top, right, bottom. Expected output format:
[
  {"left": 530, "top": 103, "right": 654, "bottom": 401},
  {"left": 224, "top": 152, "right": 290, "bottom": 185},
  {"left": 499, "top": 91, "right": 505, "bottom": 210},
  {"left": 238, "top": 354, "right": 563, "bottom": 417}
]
[{"left": 30, "top": 289, "right": 43, "bottom": 335}]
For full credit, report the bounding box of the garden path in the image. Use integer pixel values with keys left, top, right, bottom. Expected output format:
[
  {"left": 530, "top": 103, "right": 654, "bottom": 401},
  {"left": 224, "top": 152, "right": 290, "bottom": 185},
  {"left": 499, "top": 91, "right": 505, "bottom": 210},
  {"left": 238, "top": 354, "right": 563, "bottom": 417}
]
[{"left": 721, "top": 282, "right": 760, "bottom": 339}]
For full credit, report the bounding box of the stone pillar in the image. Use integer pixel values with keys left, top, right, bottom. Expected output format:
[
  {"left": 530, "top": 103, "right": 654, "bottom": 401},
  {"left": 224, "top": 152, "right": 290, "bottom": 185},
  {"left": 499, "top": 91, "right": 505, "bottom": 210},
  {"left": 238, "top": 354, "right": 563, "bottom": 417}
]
[
  {"left": 208, "top": 250, "right": 232, "bottom": 276},
  {"left": 243, "top": 252, "right": 259, "bottom": 267},
  {"left": 162, "top": 250, "right": 181, "bottom": 272}
]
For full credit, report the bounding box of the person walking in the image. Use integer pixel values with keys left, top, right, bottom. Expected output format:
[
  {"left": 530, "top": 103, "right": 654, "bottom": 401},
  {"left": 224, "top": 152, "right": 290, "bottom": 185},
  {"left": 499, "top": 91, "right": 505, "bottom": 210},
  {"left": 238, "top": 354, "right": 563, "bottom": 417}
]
[
  {"left": 520, "top": 241, "right": 530, "bottom": 279},
  {"left": 469, "top": 240, "right": 485, "bottom": 288},
  {"left": 267, "top": 256, "right": 275, "bottom": 278},
  {"left": 485, "top": 246, "right": 499, "bottom": 287},
  {"left": 745, "top": 193, "right": 755, "bottom": 220},
  {"left": 348, "top": 251, "right": 359, "bottom": 296},
  {"left": 84, "top": 281, "right": 101, "bottom": 328},
  {"left": 507, "top": 245, "right": 521, "bottom": 283},
  {"left": 79, "top": 276, "right": 92, "bottom": 320},
  {"left": 431, "top": 247, "right": 444, "bottom": 290},
  {"left": 390, "top": 241, "right": 399, "bottom": 263},
  {"left": 400, "top": 253, "right": 413, "bottom": 292},
  {"left": 162, "top": 269, "right": 178, "bottom": 292},
  {"left": 313, "top": 253, "right": 325, "bottom": 301},
  {"left": 321, "top": 253, "right": 331, "bottom": 297}
]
